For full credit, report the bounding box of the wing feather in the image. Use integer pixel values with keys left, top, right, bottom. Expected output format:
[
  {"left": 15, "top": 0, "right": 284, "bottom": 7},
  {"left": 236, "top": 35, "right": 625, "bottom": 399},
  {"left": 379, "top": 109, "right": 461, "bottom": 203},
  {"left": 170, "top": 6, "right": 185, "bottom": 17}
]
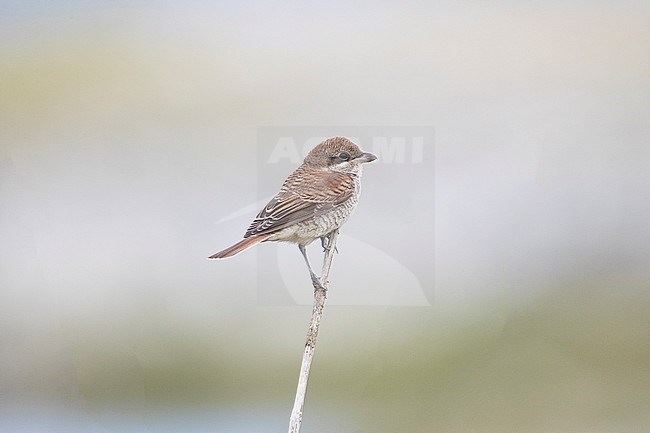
[{"left": 244, "top": 165, "right": 354, "bottom": 238}]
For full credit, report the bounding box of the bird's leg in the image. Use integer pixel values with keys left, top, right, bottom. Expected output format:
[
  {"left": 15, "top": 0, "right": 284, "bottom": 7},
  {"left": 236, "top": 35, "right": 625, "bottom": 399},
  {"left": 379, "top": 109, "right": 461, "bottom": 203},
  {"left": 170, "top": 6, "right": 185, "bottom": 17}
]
[
  {"left": 320, "top": 232, "right": 339, "bottom": 254},
  {"left": 298, "top": 244, "right": 325, "bottom": 290}
]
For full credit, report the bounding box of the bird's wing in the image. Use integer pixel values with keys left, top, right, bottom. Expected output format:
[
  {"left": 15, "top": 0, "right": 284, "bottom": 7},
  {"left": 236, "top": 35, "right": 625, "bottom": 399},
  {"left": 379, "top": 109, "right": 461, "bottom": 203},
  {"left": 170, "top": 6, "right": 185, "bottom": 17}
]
[{"left": 244, "top": 166, "right": 354, "bottom": 238}]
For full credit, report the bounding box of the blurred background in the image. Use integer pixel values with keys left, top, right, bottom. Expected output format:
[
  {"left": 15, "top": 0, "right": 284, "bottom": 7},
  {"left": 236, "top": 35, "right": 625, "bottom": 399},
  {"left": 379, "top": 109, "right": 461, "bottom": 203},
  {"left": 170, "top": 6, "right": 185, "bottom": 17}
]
[{"left": 1, "top": 1, "right": 648, "bottom": 432}]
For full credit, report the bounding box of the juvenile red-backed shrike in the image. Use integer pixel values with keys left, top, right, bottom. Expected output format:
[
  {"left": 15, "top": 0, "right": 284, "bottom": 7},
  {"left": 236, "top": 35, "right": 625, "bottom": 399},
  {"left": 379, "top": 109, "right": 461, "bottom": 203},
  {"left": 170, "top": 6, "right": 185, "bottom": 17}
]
[{"left": 209, "top": 136, "right": 377, "bottom": 286}]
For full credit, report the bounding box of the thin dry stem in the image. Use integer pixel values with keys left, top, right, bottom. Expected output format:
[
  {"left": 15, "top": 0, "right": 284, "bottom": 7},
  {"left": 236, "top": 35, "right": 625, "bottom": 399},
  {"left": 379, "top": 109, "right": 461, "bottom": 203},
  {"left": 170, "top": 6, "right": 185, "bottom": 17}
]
[{"left": 287, "top": 229, "right": 339, "bottom": 433}]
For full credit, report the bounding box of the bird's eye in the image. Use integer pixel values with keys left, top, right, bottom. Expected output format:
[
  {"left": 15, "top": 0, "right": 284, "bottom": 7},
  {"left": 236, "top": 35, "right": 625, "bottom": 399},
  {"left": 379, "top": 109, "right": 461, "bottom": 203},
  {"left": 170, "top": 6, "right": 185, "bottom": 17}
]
[{"left": 338, "top": 152, "right": 350, "bottom": 161}]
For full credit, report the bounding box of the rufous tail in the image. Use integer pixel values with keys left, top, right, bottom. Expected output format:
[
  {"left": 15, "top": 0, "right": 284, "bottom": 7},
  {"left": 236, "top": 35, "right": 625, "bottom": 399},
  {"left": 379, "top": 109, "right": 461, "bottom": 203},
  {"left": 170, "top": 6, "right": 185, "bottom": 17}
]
[{"left": 208, "top": 234, "right": 271, "bottom": 259}]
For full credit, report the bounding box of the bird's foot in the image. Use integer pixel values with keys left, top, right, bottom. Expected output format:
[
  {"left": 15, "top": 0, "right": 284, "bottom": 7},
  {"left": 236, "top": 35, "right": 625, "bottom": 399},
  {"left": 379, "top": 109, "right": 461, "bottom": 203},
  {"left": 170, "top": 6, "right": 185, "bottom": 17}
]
[
  {"left": 320, "top": 236, "right": 339, "bottom": 254},
  {"left": 320, "top": 236, "right": 329, "bottom": 251},
  {"left": 310, "top": 274, "right": 326, "bottom": 291}
]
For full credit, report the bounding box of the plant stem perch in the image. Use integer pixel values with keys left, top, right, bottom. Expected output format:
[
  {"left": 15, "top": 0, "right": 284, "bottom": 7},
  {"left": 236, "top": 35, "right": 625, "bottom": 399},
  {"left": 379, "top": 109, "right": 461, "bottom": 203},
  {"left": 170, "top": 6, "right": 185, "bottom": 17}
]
[{"left": 287, "top": 229, "right": 340, "bottom": 433}]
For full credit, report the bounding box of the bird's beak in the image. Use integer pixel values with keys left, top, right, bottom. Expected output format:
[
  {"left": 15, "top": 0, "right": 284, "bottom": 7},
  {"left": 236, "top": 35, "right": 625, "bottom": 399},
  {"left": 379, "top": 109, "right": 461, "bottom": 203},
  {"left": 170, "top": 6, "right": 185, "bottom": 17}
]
[{"left": 354, "top": 152, "right": 378, "bottom": 163}]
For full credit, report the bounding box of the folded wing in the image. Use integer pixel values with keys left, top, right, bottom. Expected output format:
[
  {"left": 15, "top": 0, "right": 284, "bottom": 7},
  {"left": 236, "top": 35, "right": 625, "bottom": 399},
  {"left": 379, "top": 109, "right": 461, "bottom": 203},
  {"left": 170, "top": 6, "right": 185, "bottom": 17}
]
[{"left": 244, "top": 166, "right": 354, "bottom": 238}]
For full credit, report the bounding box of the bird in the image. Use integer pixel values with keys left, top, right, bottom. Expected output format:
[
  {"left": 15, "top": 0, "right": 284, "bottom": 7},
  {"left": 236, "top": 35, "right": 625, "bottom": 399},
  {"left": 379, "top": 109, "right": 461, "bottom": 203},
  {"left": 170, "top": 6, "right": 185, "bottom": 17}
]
[{"left": 209, "top": 136, "right": 377, "bottom": 287}]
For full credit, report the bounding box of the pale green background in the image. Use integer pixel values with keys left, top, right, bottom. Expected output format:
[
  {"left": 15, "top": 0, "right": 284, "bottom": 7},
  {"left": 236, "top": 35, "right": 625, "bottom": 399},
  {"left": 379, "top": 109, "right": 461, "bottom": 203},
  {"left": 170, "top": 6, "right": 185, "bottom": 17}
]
[{"left": 1, "top": 1, "right": 648, "bottom": 432}]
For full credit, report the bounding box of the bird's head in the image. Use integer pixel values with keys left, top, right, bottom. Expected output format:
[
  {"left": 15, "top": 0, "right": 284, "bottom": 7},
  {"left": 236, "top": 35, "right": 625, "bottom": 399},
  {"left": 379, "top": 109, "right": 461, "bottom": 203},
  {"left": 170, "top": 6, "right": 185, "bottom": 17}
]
[{"left": 304, "top": 136, "right": 377, "bottom": 174}]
